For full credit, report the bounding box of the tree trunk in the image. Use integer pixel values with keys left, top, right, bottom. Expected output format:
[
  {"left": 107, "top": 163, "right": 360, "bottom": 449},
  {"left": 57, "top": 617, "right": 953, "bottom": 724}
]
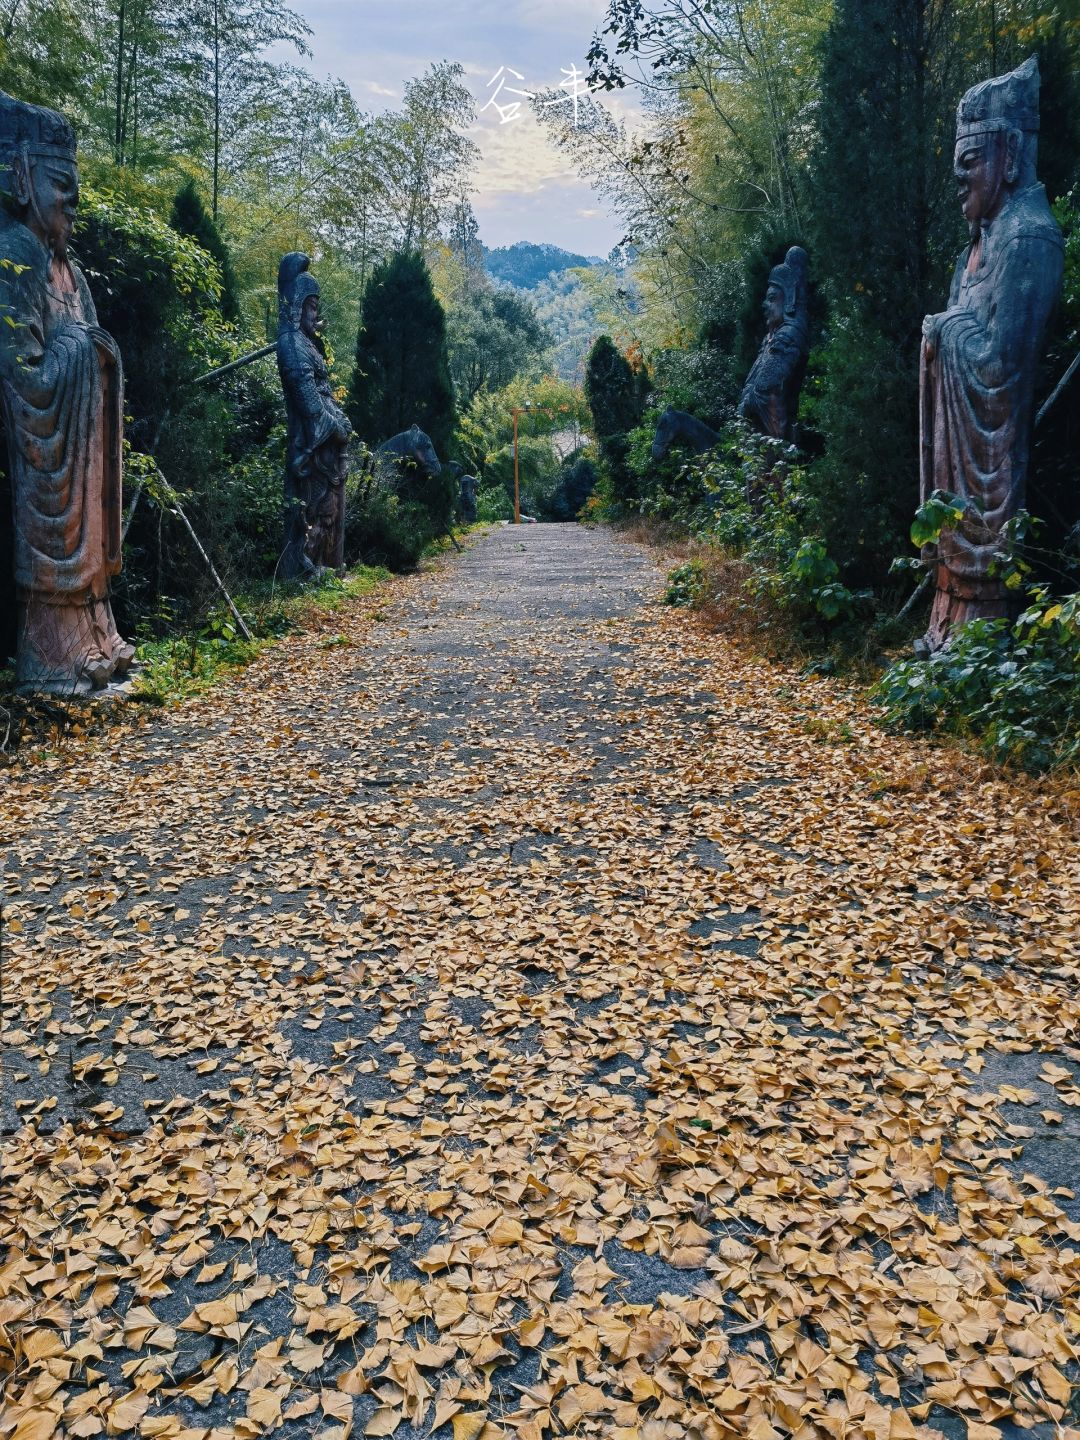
[
  {"left": 115, "top": 0, "right": 126, "bottom": 162},
  {"left": 213, "top": 0, "right": 221, "bottom": 219}
]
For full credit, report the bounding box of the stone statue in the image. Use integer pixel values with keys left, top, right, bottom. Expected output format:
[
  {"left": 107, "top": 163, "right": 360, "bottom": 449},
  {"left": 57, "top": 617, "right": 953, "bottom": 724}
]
[
  {"left": 739, "top": 246, "right": 810, "bottom": 443},
  {"left": 276, "top": 252, "right": 351, "bottom": 579},
  {"left": 0, "top": 92, "right": 133, "bottom": 693},
  {"left": 458, "top": 472, "right": 478, "bottom": 524},
  {"left": 917, "top": 56, "right": 1064, "bottom": 655},
  {"left": 374, "top": 426, "right": 442, "bottom": 493},
  {"left": 651, "top": 407, "right": 721, "bottom": 462}
]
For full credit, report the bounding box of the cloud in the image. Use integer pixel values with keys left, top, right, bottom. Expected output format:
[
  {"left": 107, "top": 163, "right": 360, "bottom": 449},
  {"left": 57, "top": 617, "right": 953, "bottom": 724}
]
[
  {"left": 472, "top": 112, "right": 575, "bottom": 196},
  {"left": 364, "top": 80, "right": 399, "bottom": 97}
]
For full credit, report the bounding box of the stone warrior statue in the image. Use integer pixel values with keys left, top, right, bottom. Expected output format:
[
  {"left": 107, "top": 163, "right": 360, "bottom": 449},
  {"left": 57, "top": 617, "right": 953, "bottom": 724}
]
[
  {"left": 0, "top": 92, "right": 134, "bottom": 693},
  {"left": 739, "top": 245, "right": 810, "bottom": 444},
  {"left": 917, "top": 56, "right": 1063, "bottom": 655},
  {"left": 458, "top": 474, "right": 478, "bottom": 525},
  {"left": 276, "top": 252, "right": 351, "bottom": 578}
]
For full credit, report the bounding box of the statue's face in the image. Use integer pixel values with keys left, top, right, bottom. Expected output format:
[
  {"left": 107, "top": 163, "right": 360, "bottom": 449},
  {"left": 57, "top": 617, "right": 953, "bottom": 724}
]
[
  {"left": 18, "top": 155, "right": 79, "bottom": 259},
  {"left": 763, "top": 283, "right": 784, "bottom": 332},
  {"left": 300, "top": 295, "right": 321, "bottom": 339},
  {"left": 954, "top": 131, "right": 1010, "bottom": 226}
]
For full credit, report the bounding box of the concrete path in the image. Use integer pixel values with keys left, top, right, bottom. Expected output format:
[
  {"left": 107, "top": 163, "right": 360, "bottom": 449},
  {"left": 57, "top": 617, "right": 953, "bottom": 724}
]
[{"left": 2, "top": 524, "right": 1078, "bottom": 1440}]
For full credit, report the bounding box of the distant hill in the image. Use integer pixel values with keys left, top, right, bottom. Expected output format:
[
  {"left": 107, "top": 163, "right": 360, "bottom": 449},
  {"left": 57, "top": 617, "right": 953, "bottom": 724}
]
[{"left": 485, "top": 241, "right": 600, "bottom": 290}]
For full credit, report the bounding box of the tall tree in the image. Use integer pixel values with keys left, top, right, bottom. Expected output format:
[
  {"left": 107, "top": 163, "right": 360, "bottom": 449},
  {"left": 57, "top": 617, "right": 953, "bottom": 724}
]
[
  {"left": 170, "top": 176, "right": 241, "bottom": 321},
  {"left": 0, "top": 0, "right": 91, "bottom": 111},
  {"left": 347, "top": 251, "right": 455, "bottom": 458},
  {"left": 175, "top": 0, "right": 310, "bottom": 216},
  {"left": 584, "top": 334, "right": 649, "bottom": 509},
  {"left": 806, "top": 0, "right": 967, "bottom": 579},
  {"left": 446, "top": 287, "right": 552, "bottom": 405},
  {"left": 375, "top": 63, "right": 479, "bottom": 251}
]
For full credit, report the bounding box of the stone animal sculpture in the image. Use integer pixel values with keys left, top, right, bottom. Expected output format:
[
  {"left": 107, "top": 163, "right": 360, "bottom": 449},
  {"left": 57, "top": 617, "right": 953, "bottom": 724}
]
[
  {"left": 651, "top": 407, "right": 721, "bottom": 462},
  {"left": 375, "top": 426, "right": 442, "bottom": 489},
  {"left": 0, "top": 91, "right": 134, "bottom": 693},
  {"left": 739, "top": 246, "right": 810, "bottom": 443},
  {"left": 916, "top": 55, "right": 1063, "bottom": 655},
  {"left": 277, "top": 252, "right": 351, "bottom": 578}
]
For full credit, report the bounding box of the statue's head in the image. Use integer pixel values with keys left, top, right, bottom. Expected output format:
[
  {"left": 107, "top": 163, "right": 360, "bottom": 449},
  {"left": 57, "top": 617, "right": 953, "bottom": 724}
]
[
  {"left": 295, "top": 275, "right": 321, "bottom": 339},
  {"left": 954, "top": 55, "right": 1040, "bottom": 226},
  {"left": 409, "top": 426, "right": 441, "bottom": 476},
  {"left": 765, "top": 247, "right": 808, "bottom": 331},
  {"left": 0, "top": 92, "right": 79, "bottom": 262},
  {"left": 277, "top": 251, "right": 321, "bottom": 336}
]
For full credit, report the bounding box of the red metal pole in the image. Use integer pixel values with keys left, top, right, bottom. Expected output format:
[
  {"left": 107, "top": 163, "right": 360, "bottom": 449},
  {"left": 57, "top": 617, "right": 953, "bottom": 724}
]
[{"left": 513, "top": 408, "right": 521, "bottom": 525}]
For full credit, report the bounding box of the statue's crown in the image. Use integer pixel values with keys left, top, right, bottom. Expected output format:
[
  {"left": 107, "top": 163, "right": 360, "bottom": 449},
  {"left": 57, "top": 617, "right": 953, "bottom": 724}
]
[
  {"left": 957, "top": 55, "right": 1040, "bottom": 138},
  {"left": 0, "top": 90, "right": 77, "bottom": 164}
]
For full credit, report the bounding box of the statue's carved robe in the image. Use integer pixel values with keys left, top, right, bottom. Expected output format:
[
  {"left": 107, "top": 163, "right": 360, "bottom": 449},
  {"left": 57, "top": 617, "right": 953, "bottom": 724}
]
[
  {"left": 277, "top": 325, "right": 348, "bottom": 574},
  {"left": 0, "top": 217, "right": 128, "bottom": 689},
  {"left": 739, "top": 317, "right": 809, "bottom": 443},
  {"left": 921, "top": 183, "right": 1063, "bottom": 650}
]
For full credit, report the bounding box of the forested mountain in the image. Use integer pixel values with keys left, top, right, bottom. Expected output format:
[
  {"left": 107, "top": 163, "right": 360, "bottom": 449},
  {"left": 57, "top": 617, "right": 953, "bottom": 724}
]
[{"left": 484, "top": 241, "right": 601, "bottom": 289}]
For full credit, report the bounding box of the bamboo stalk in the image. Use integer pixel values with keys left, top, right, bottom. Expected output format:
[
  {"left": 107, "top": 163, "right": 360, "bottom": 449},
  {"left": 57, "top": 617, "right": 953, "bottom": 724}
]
[
  {"left": 1036, "top": 349, "right": 1080, "bottom": 428},
  {"left": 191, "top": 342, "right": 277, "bottom": 389}
]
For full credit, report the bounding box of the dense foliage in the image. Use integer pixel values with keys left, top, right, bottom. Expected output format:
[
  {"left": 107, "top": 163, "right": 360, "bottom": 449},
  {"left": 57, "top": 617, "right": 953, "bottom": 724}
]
[
  {"left": 584, "top": 335, "right": 649, "bottom": 511},
  {"left": 874, "top": 592, "right": 1080, "bottom": 773}
]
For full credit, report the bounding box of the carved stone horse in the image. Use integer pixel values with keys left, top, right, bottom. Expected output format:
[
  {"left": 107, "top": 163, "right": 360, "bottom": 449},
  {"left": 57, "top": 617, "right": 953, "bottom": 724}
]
[
  {"left": 651, "top": 407, "right": 721, "bottom": 462},
  {"left": 375, "top": 425, "right": 442, "bottom": 492}
]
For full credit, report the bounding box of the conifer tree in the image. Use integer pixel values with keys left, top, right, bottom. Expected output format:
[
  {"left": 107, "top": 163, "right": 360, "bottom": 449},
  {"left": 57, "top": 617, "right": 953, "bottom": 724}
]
[
  {"left": 584, "top": 335, "right": 647, "bottom": 510},
  {"left": 347, "top": 251, "right": 455, "bottom": 457},
  {"left": 806, "top": 0, "right": 965, "bottom": 581},
  {"left": 169, "top": 178, "right": 241, "bottom": 322}
]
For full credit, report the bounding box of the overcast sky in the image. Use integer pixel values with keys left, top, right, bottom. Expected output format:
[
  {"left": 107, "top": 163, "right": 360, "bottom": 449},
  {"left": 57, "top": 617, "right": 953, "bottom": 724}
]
[{"left": 277, "top": 0, "right": 630, "bottom": 255}]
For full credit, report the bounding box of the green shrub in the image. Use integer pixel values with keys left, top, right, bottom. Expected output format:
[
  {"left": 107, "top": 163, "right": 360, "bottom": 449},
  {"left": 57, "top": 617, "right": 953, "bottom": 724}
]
[
  {"left": 873, "top": 590, "right": 1080, "bottom": 773},
  {"left": 345, "top": 481, "right": 427, "bottom": 571},
  {"left": 663, "top": 560, "right": 707, "bottom": 608},
  {"left": 477, "top": 484, "right": 513, "bottom": 523}
]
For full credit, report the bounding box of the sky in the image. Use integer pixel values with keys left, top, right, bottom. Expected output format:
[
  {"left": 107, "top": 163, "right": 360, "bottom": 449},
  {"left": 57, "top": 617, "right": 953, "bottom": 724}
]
[{"left": 275, "top": 0, "right": 632, "bottom": 255}]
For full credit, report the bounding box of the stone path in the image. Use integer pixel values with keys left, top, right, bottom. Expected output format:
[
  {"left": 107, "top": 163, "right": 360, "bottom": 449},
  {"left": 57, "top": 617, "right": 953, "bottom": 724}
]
[{"left": 2, "top": 523, "right": 1078, "bottom": 1439}]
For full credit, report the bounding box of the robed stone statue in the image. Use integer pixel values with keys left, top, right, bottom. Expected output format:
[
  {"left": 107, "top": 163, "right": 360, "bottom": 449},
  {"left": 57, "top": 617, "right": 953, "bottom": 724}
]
[
  {"left": 739, "top": 245, "right": 810, "bottom": 444},
  {"left": 276, "top": 253, "right": 351, "bottom": 578},
  {"left": 0, "top": 92, "right": 133, "bottom": 693},
  {"left": 917, "top": 56, "right": 1063, "bottom": 655}
]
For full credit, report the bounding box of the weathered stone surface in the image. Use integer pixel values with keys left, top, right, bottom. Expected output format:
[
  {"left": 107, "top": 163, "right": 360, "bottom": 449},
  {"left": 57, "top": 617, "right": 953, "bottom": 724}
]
[
  {"left": 374, "top": 425, "right": 442, "bottom": 489},
  {"left": 650, "top": 407, "right": 720, "bottom": 462},
  {"left": 458, "top": 472, "right": 478, "bottom": 524},
  {"left": 738, "top": 245, "right": 810, "bottom": 444},
  {"left": 276, "top": 252, "right": 351, "bottom": 579},
  {"left": 917, "top": 56, "right": 1064, "bottom": 655},
  {"left": 0, "top": 91, "right": 133, "bottom": 693}
]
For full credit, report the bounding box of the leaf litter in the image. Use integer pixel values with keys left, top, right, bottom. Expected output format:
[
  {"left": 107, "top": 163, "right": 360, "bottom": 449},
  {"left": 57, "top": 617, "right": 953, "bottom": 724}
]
[{"left": 1, "top": 525, "right": 1078, "bottom": 1440}]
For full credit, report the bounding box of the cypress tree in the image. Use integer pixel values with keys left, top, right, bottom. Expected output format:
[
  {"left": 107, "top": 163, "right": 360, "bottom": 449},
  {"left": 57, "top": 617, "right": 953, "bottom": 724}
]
[
  {"left": 347, "top": 251, "right": 455, "bottom": 457},
  {"left": 169, "top": 178, "right": 241, "bottom": 323},
  {"left": 584, "top": 335, "right": 647, "bottom": 509},
  {"left": 806, "top": 0, "right": 965, "bottom": 582}
]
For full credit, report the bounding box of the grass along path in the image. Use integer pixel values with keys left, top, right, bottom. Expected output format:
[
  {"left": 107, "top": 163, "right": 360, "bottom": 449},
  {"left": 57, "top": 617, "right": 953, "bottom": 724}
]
[{"left": 1, "top": 522, "right": 1078, "bottom": 1440}]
